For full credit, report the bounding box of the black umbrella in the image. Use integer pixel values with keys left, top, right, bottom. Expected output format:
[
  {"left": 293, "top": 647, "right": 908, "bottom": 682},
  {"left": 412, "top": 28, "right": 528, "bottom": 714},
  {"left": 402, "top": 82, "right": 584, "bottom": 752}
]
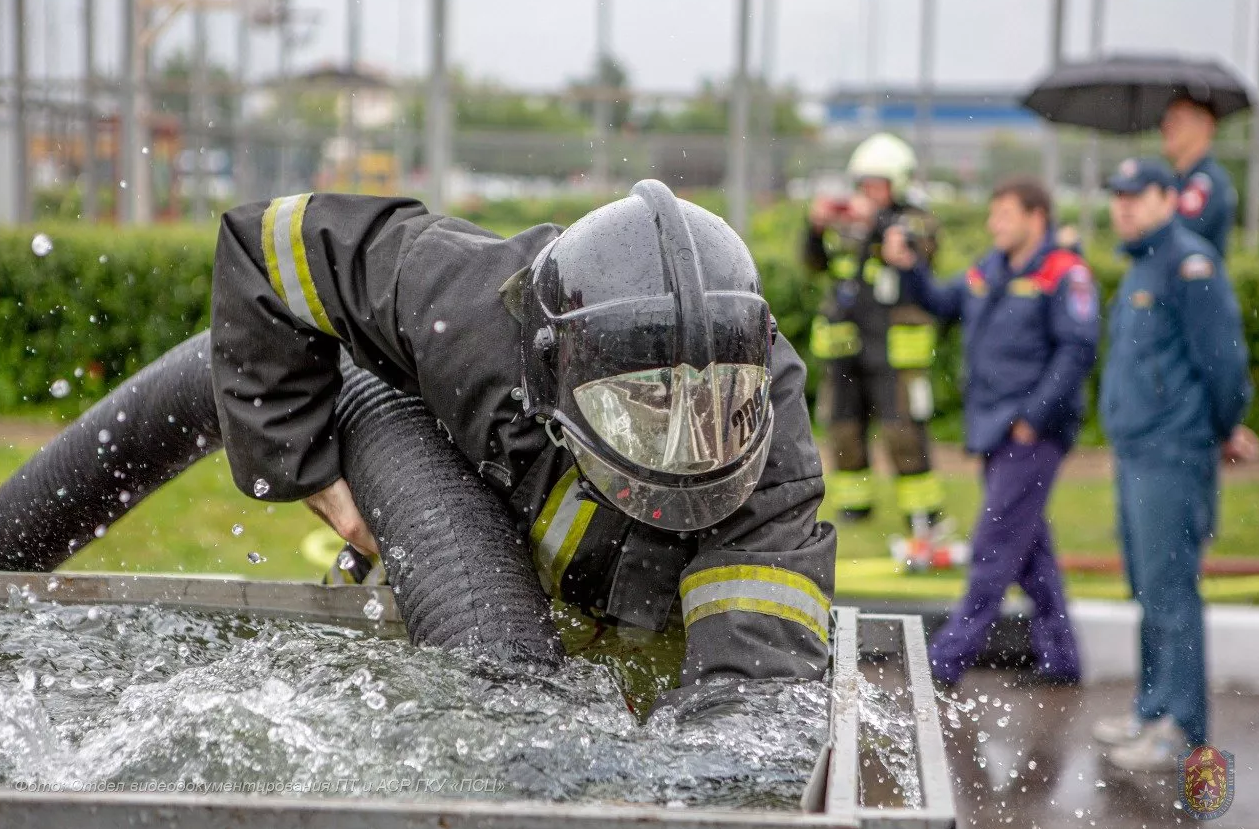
[{"left": 1021, "top": 54, "right": 1254, "bottom": 134}]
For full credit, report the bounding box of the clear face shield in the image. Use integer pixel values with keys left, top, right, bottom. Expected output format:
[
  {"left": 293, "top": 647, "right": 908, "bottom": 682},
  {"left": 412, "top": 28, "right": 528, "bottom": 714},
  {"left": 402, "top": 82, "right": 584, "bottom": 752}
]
[{"left": 563, "top": 362, "right": 773, "bottom": 531}]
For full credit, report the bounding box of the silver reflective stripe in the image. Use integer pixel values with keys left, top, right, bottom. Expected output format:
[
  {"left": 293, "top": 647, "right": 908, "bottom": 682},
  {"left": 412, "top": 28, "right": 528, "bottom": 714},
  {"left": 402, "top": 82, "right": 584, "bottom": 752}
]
[
  {"left": 682, "top": 579, "right": 830, "bottom": 633},
  {"left": 535, "top": 474, "right": 584, "bottom": 577},
  {"left": 270, "top": 195, "right": 319, "bottom": 330}
]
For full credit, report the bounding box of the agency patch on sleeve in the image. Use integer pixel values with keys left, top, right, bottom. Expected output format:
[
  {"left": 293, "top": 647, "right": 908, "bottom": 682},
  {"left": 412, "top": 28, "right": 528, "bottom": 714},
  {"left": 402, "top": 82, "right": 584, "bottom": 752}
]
[
  {"left": 1178, "top": 172, "right": 1213, "bottom": 219},
  {"left": 1065, "top": 265, "right": 1097, "bottom": 321},
  {"left": 1179, "top": 253, "right": 1215, "bottom": 280}
]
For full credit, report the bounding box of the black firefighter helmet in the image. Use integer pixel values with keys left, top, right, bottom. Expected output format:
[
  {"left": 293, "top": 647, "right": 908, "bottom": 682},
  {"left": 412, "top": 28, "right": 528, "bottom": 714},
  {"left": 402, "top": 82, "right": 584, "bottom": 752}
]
[{"left": 518, "top": 180, "right": 774, "bottom": 532}]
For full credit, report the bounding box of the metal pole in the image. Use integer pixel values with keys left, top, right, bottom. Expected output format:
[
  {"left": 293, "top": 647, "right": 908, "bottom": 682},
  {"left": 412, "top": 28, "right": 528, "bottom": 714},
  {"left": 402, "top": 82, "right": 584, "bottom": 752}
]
[
  {"left": 15, "top": 0, "right": 31, "bottom": 223},
  {"left": 120, "top": 0, "right": 137, "bottom": 223},
  {"left": 277, "top": 0, "right": 292, "bottom": 194},
  {"left": 192, "top": 0, "right": 209, "bottom": 219},
  {"left": 754, "top": 0, "right": 778, "bottom": 196},
  {"left": 1080, "top": 0, "right": 1105, "bottom": 242},
  {"left": 1247, "top": 0, "right": 1259, "bottom": 250},
  {"left": 1235, "top": 0, "right": 1251, "bottom": 69},
  {"left": 82, "top": 0, "right": 98, "bottom": 220},
  {"left": 863, "top": 0, "right": 878, "bottom": 128},
  {"left": 234, "top": 0, "right": 252, "bottom": 203},
  {"left": 425, "top": 0, "right": 450, "bottom": 211},
  {"left": 1042, "top": 0, "right": 1065, "bottom": 193},
  {"left": 346, "top": 0, "right": 361, "bottom": 193},
  {"left": 915, "top": 0, "right": 935, "bottom": 182},
  {"left": 591, "top": 0, "right": 612, "bottom": 192},
  {"left": 727, "top": 0, "right": 751, "bottom": 236},
  {"left": 393, "top": 0, "right": 411, "bottom": 193}
]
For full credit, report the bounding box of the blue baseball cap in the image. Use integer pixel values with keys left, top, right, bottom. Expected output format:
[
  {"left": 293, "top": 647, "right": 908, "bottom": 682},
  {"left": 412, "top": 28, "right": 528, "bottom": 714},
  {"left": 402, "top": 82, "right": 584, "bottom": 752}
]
[{"left": 1107, "top": 157, "right": 1177, "bottom": 194}]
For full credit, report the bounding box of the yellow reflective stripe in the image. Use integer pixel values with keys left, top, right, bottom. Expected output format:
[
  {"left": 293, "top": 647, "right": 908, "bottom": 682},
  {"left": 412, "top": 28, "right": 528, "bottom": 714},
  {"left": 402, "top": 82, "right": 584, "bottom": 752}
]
[
  {"left": 261, "top": 199, "right": 286, "bottom": 299},
  {"left": 681, "top": 564, "right": 830, "bottom": 612},
  {"left": 685, "top": 598, "right": 828, "bottom": 643},
  {"left": 828, "top": 255, "right": 858, "bottom": 280},
  {"left": 896, "top": 472, "right": 944, "bottom": 514},
  {"left": 261, "top": 193, "right": 339, "bottom": 338},
  {"left": 529, "top": 466, "right": 594, "bottom": 597},
  {"left": 834, "top": 470, "right": 874, "bottom": 509},
  {"left": 887, "top": 324, "right": 937, "bottom": 369},
  {"left": 810, "top": 318, "right": 861, "bottom": 359},
  {"left": 549, "top": 500, "right": 596, "bottom": 598},
  {"left": 287, "top": 193, "right": 338, "bottom": 337},
  {"left": 680, "top": 565, "right": 830, "bottom": 643}
]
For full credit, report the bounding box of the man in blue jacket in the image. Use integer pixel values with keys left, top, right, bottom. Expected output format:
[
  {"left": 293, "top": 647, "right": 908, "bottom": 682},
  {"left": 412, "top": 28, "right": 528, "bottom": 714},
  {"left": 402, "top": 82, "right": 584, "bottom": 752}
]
[
  {"left": 1161, "top": 97, "right": 1237, "bottom": 256},
  {"left": 883, "top": 176, "right": 1098, "bottom": 688},
  {"left": 1092, "top": 158, "right": 1253, "bottom": 772}
]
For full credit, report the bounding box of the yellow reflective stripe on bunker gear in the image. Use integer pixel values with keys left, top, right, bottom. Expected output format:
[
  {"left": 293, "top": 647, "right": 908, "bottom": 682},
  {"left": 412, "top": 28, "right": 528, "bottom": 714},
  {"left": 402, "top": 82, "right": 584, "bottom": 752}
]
[
  {"left": 887, "top": 324, "right": 937, "bottom": 369},
  {"left": 261, "top": 193, "right": 339, "bottom": 338},
  {"left": 529, "top": 466, "right": 596, "bottom": 597},
  {"left": 834, "top": 469, "right": 874, "bottom": 510},
  {"left": 680, "top": 565, "right": 829, "bottom": 643},
  {"left": 896, "top": 471, "right": 944, "bottom": 514},
  {"left": 810, "top": 317, "right": 862, "bottom": 359}
]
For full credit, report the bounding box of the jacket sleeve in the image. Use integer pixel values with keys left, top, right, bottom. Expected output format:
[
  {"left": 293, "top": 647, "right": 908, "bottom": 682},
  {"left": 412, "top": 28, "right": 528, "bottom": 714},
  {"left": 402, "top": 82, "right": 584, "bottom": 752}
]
[
  {"left": 900, "top": 261, "right": 965, "bottom": 322},
  {"left": 1174, "top": 253, "right": 1253, "bottom": 440},
  {"left": 210, "top": 193, "right": 430, "bottom": 502},
  {"left": 654, "top": 335, "right": 835, "bottom": 712},
  {"left": 1019, "top": 262, "right": 1100, "bottom": 434}
]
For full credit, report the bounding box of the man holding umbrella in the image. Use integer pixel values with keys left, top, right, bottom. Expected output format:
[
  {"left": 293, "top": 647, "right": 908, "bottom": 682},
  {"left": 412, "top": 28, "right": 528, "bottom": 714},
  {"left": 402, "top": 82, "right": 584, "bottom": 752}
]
[
  {"left": 1024, "top": 56, "right": 1250, "bottom": 257},
  {"left": 1161, "top": 96, "right": 1237, "bottom": 256}
]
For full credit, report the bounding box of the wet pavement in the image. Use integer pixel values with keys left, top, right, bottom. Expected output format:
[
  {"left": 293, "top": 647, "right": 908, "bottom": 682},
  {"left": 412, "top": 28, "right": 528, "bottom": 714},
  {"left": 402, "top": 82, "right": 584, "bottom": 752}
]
[{"left": 942, "top": 669, "right": 1258, "bottom": 829}]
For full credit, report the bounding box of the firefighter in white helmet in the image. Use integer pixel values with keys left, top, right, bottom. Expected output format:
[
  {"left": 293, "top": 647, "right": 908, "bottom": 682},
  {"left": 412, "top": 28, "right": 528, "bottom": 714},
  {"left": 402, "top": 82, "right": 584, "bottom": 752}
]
[{"left": 802, "top": 133, "right": 945, "bottom": 526}]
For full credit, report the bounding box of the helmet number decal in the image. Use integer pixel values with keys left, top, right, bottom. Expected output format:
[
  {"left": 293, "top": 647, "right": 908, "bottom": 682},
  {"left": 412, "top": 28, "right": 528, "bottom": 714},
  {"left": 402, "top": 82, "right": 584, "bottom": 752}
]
[{"left": 730, "top": 387, "right": 766, "bottom": 448}]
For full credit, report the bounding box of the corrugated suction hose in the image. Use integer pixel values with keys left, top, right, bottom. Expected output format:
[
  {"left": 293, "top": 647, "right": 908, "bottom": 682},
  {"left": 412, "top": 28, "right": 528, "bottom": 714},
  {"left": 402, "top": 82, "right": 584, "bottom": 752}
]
[{"left": 0, "top": 331, "right": 562, "bottom": 668}]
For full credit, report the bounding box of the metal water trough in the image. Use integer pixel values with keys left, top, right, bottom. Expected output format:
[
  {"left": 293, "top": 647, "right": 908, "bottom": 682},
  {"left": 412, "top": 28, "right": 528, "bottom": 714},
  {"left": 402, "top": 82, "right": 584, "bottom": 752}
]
[{"left": 0, "top": 572, "right": 956, "bottom": 829}]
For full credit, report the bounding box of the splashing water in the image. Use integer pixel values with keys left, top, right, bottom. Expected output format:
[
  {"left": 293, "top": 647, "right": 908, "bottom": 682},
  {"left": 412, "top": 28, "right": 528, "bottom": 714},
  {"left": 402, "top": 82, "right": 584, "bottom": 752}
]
[{"left": 0, "top": 601, "right": 827, "bottom": 809}]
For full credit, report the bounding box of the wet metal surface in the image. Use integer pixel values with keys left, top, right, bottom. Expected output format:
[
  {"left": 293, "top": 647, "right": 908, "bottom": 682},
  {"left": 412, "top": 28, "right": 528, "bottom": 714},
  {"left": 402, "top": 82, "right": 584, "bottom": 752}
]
[{"left": 943, "top": 669, "right": 1258, "bottom": 829}]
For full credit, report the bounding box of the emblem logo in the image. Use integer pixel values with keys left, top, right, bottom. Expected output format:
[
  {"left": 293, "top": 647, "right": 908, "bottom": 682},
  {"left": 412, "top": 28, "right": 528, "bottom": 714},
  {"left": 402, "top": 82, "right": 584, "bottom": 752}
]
[{"left": 1179, "top": 745, "right": 1234, "bottom": 820}]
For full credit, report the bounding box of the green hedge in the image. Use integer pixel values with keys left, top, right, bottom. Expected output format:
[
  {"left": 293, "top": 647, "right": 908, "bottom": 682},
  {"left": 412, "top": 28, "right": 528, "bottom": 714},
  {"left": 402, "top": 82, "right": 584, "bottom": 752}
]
[{"left": 2, "top": 202, "right": 1257, "bottom": 440}]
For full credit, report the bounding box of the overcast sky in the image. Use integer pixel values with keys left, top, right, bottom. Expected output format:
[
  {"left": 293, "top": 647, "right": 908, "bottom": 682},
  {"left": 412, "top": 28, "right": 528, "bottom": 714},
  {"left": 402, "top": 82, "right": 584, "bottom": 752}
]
[{"left": 6, "top": 0, "right": 1256, "bottom": 97}]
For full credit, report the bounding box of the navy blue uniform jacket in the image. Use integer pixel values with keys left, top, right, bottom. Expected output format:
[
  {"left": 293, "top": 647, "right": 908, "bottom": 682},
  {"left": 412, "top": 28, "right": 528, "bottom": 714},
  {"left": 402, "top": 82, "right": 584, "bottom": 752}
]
[{"left": 901, "top": 237, "right": 1099, "bottom": 454}]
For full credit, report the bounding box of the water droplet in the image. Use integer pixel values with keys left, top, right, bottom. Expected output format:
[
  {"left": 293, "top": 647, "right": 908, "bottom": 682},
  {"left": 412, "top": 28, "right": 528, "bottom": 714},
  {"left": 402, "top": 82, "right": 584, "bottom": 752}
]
[
  {"left": 98, "top": 254, "right": 108, "bottom": 264},
  {"left": 141, "top": 146, "right": 149, "bottom": 155},
  {"left": 55, "top": 487, "right": 67, "bottom": 498},
  {"left": 1075, "top": 809, "right": 1085, "bottom": 819},
  {"left": 362, "top": 595, "right": 384, "bottom": 621},
  {"left": 231, "top": 524, "right": 244, "bottom": 536},
  {"left": 1094, "top": 779, "right": 1107, "bottom": 789},
  {"left": 119, "top": 180, "right": 128, "bottom": 189},
  {"left": 511, "top": 386, "right": 524, "bottom": 401},
  {"left": 31, "top": 233, "right": 53, "bottom": 257},
  {"left": 119, "top": 491, "right": 131, "bottom": 504},
  {"left": 996, "top": 716, "right": 1009, "bottom": 728},
  {"left": 253, "top": 397, "right": 262, "bottom": 407},
  {"left": 74, "top": 367, "right": 85, "bottom": 378},
  {"left": 98, "top": 429, "right": 111, "bottom": 443},
  {"left": 977, "top": 730, "right": 989, "bottom": 743},
  {"left": 1027, "top": 760, "right": 1038, "bottom": 771},
  {"left": 177, "top": 643, "right": 190, "bottom": 658},
  {"left": 433, "top": 320, "right": 448, "bottom": 333},
  {"left": 362, "top": 690, "right": 386, "bottom": 710},
  {"left": 247, "top": 551, "right": 266, "bottom": 564},
  {"left": 49, "top": 379, "right": 71, "bottom": 398},
  {"left": 94, "top": 525, "right": 107, "bottom": 538},
  {"left": 337, "top": 550, "right": 356, "bottom": 570},
  {"left": 116, "top": 411, "right": 126, "bottom": 422},
  {"left": 195, "top": 434, "right": 207, "bottom": 448},
  {"left": 253, "top": 479, "right": 270, "bottom": 497}
]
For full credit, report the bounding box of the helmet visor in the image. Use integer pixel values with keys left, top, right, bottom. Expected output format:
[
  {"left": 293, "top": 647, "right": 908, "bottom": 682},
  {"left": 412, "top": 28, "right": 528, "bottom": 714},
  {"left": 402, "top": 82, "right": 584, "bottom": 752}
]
[
  {"left": 572, "top": 362, "right": 770, "bottom": 475},
  {"left": 563, "top": 412, "right": 772, "bottom": 532}
]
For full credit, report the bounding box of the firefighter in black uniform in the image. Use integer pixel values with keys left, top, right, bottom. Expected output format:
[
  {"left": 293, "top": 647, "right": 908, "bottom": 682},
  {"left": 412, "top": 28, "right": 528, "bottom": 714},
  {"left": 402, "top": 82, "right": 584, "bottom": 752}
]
[
  {"left": 211, "top": 180, "right": 836, "bottom": 708},
  {"left": 802, "top": 133, "right": 945, "bottom": 525}
]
